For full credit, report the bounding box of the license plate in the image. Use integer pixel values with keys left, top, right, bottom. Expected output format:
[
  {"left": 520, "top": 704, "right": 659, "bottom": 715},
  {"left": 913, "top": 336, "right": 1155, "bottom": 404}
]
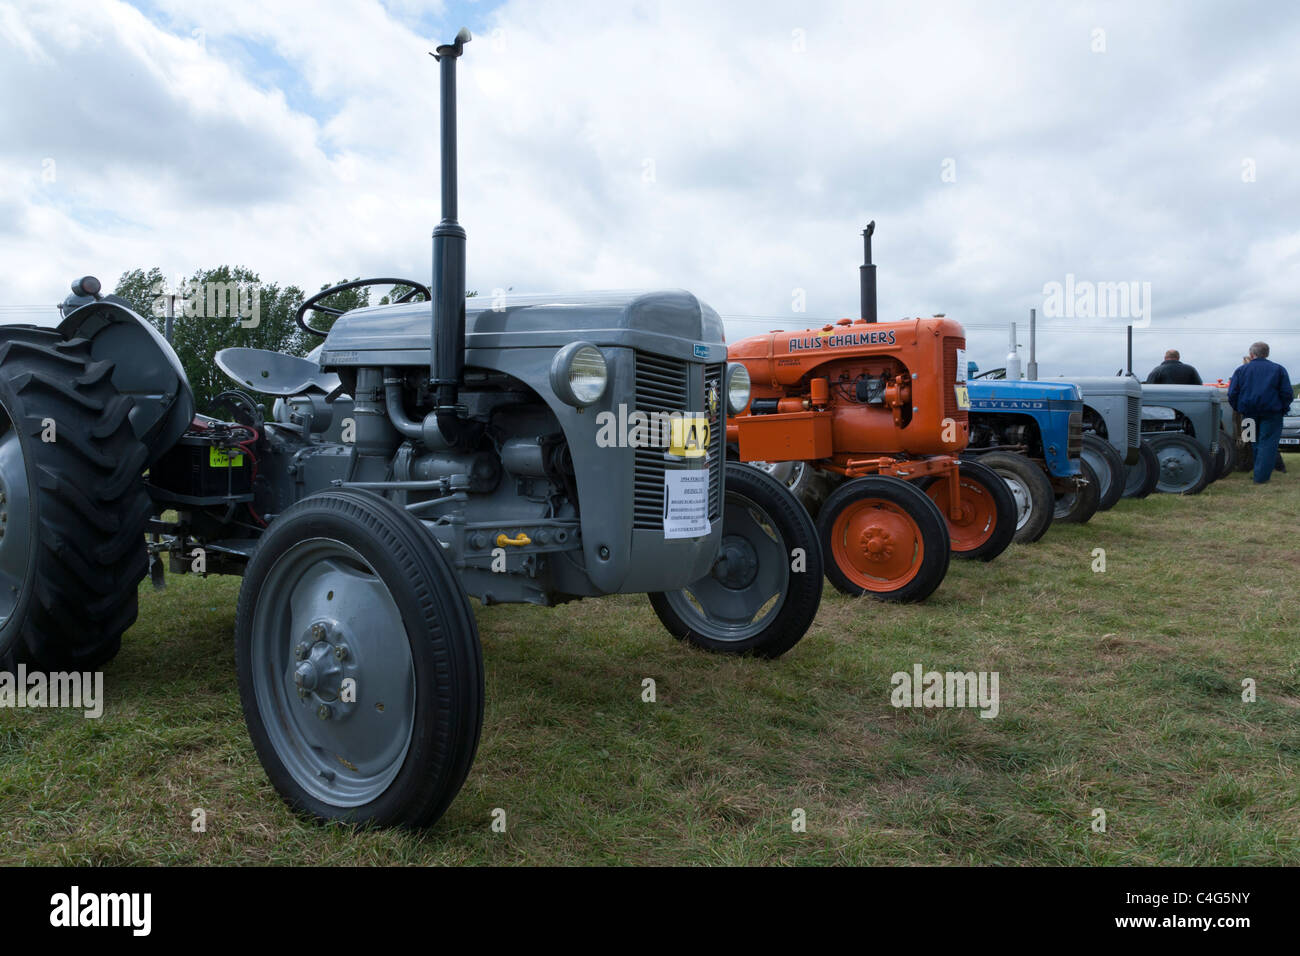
[
  {"left": 209, "top": 447, "right": 244, "bottom": 468},
  {"left": 667, "top": 415, "right": 709, "bottom": 459},
  {"left": 955, "top": 385, "right": 971, "bottom": 410}
]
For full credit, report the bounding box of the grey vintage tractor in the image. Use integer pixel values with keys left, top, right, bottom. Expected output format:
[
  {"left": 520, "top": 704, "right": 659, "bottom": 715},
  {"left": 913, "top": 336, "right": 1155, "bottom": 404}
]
[
  {"left": 1068, "top": 375, "right": 1158, "bottom": 500},
  {"left": 1138, "top": 384, "right": 1223, "bottom": 494},
  {"left": 0, "top": 29, "right": 823, "bottom": 827}
]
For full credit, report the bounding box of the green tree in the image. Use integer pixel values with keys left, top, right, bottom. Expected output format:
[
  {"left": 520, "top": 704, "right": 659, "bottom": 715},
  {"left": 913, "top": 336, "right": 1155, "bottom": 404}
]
[
  {"left": 111, "top": 271, "right": 480, "bottom": 416},
  {"left": 114, "top": 266, "right": 309, "bottom": 414}
]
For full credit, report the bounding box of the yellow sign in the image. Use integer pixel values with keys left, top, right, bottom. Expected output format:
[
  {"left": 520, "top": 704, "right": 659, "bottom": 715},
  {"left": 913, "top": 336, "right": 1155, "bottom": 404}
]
[
  {"left": 209, "top": 447, "right": 244, "bottom": 468},
  {"left": 955, "top": 385, "right": 971, "bottom": 410},
  {"left": 668, "top": 415, "right": 709, "bottom": 459}
]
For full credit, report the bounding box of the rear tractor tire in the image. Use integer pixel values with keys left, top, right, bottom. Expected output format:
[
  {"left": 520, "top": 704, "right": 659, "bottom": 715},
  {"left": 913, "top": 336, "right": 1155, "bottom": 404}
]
[
  {"left": 919, "top": 459, "right": 1017, "bottom": 562},
  {"left": 816, "top": 475, "right": 951, "bottom": 602},
  {"left": 971, "top": 450, "right": 1055, "bottom": 544},
  {"left": 0, "top": 330, "right": 151, "bottom": 669},
  {"left": 235, "top": 489, "right": 484, "bottom": 827},
  {"left": 649, "top": 462, "right": 823, "bottom": 659}
]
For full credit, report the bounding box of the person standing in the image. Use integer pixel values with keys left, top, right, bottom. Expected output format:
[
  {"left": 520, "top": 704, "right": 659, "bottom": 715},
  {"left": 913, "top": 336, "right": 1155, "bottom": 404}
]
[
  {"left": 1228, "top": 342, "right": 1293, "bottom": 484},
  {"left": 1146, "top": 349, "right": 1203, "bottom": 384}
]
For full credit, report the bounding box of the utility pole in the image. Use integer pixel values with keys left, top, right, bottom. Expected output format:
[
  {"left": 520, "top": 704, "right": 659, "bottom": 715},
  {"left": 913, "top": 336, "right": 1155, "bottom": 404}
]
[{"left": 164, "top": 293, "right": 176, "bottom": 344}]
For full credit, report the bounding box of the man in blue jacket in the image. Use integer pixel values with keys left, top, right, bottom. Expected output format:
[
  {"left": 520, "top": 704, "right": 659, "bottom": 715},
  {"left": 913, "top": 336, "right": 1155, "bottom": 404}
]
[{"left": 1229, "top": 342, "right": 1294, "bottom": 484}]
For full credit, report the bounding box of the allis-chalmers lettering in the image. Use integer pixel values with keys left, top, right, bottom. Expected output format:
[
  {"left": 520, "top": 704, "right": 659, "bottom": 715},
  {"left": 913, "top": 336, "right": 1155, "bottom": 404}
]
[{"left": 788, "top": 329, "right": 897, "bottom": 351}]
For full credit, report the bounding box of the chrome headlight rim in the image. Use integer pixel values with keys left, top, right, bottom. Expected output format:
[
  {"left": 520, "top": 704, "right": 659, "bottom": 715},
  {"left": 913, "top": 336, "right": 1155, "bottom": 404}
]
[
  {"left": 550, "top": 341, "right": 608, "bottom": 408},
  {"left": 725, "top": 362, "right": 751, "bottom": 416}
]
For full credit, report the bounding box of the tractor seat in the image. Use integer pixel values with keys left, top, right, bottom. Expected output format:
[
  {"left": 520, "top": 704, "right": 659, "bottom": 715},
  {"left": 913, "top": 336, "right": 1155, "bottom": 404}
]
[{"left": 215, "top": 347, "right": 342, "bottom": 397}]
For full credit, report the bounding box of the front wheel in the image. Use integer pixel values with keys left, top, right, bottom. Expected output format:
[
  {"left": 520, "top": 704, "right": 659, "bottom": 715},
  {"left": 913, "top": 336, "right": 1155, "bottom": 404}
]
[
  {"left": 817, "top": 475, "right": 950, "bottom": 602},
  {"left": 649, "top": 462, "right": 823, "bottom": 659},
  {"left": 972, "top": 450, "right": 1055, "bottom": 543},
  {"left": 919, "top": 459, "right": 1017, "bottom": 562},
  {"left": 1122, "top": 439, "right": 1160, "bottom": 499},
  {"left": 1081, "top": 434, "right": 1125, "bottom": 511},
  {"left": 1147, "top": 432, "right": 1211, "bottom": 495},
  {"left": 1212, "top": 429, "right": 1236, "bottom": 480},
  {"left": 235, "top": 489, "right": 483, "bottom": 827},
  {"left": 1054, "top": 459, "right": 1101, "bottom": 524}
]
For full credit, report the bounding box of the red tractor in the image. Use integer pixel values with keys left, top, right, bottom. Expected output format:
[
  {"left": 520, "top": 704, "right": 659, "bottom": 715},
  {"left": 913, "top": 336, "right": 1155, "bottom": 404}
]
[{"left": 726, "top": 224, "right": 1015, "bottom": 601}]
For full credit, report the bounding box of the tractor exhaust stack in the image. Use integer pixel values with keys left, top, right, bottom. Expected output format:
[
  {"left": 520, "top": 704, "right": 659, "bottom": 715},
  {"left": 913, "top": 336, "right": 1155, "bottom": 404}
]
[
  {"left": 859, "top": 221, "right": 877, "bottom": 323},
  {"left": 431, "top": 28, "right": 472, "bottom": 440}
]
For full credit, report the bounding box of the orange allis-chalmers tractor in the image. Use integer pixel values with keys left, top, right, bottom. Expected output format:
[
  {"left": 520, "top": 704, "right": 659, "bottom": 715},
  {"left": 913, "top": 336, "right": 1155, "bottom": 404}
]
[{"left": 725, "top": 224, "right": 1016, "bottom": 602}]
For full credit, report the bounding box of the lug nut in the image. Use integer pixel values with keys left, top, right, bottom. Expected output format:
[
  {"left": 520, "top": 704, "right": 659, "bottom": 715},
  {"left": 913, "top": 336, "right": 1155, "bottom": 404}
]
[
  {"left": 333, "top": 644, "right": 349, "bottom": 661},
  {"left": 317, "top": 705, "right": 332, "bottom": 720},
  {"left": 312, "top": 623, "right": 326, "bottom": 641},
  {"left": 294, "top": 642, "right": 311, "bottom": 660}
]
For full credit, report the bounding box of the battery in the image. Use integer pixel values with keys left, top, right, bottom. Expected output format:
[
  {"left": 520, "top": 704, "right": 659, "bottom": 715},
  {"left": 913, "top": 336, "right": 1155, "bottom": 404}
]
[{"left": 150, "top": 433, "right": 252, "bottom": 499}]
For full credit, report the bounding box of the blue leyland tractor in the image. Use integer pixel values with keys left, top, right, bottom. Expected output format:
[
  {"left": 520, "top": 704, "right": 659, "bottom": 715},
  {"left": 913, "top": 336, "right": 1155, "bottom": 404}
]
[{"left": 962, "top": 375, "right": 1125, "bottom": 543}]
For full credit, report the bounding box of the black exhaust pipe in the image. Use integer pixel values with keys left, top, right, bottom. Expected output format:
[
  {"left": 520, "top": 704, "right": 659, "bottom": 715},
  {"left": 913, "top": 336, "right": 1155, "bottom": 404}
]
[
  {"left": 431, "top": 28, "right": 471, "bottom": 442},
  {"left": 859, "top": 221, "right": 877, "bottom": 323}
]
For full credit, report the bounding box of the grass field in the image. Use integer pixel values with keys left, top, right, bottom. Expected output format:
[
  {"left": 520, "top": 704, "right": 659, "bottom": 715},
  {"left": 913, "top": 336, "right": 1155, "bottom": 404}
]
[{"left": 2, "top": 465, "right": 1298, "bottom": 866}]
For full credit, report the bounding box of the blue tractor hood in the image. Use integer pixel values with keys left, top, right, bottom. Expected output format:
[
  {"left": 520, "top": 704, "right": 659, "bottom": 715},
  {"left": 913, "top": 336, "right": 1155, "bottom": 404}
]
[{"left": 967, "top": 379, "right": 1082, "bottom": 406}]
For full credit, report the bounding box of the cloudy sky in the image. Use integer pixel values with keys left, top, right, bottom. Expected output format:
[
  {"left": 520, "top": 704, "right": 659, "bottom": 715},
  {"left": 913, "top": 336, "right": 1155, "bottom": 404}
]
[{"left": 1, "top": 0, "right": 1296, "bottom": 379}]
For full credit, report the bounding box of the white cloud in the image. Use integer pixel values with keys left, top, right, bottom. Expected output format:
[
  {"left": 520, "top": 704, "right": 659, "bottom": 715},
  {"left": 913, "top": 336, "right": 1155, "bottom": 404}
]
[{"left": 0, "top": 0, "right": 1297, "bottom": 378}]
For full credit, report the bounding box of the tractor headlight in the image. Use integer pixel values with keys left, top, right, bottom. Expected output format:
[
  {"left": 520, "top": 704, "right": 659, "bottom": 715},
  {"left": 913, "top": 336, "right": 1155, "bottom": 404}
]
[
  {"left": 551, "top": 342, "right": 608, "bottom": 407},
  {"left": 725, "top": 363, "right": 751, "bottom": 416}
]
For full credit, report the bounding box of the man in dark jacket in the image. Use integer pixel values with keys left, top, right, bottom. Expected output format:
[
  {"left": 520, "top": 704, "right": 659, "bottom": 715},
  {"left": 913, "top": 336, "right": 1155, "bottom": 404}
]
[
  {"left": 1228, "top": 342, "right": 1294, "bottom": 483},
  {"left": 1146, "top": 349, "right": 1202, "bottom": 384}
]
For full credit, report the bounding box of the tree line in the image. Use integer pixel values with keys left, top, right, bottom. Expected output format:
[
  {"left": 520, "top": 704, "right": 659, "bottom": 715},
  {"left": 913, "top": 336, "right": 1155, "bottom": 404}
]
[{"left": 112, "top": 267, "right": 440, "bottom": 414}]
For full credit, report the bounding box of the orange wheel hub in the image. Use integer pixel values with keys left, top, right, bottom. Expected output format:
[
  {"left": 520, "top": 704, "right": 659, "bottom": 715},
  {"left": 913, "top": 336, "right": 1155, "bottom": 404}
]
[{"left": 830, "top": 498, "right": 923, "bottom": 592}]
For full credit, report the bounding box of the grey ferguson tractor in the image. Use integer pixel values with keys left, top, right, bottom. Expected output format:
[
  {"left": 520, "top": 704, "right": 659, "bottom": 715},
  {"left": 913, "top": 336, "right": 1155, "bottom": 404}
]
[{"left": 0, "top": 29, "right": 822, "bottom": 827}]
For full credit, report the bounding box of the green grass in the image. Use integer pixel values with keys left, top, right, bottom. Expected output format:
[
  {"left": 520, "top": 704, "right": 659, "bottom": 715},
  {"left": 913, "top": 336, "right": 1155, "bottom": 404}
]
[{"left": 3, "top": 467, "right": 1299, "bottom": 865}]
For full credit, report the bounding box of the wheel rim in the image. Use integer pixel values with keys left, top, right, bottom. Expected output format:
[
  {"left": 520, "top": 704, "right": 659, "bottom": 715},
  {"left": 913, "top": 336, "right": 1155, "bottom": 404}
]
[
  {"left": 992, "top": 470, "right": 1033, "bottom": 531},
  {"left": 251, "top": 538, "right": 415, "bottom": 807},
  {"left": 829, "top": 498, "right": 924, "bottom": 591},
  {"left": 1055, "top": 486, "right": 1077, "bottom": 518},
  {"left": 1155, "top": 442, "right": 1204, "bottom": 492},
  {"left": 924, "top": 476, "right": 996, "bottom": 551},
  {"left": 749, "top": 459, "right": 803, "bottom": 491},
  {"left": 0, "top": 401, "right": 33, "bottom": 633},
  {"left": 660, "top": 489, "right": 790, "bottom": 642}
]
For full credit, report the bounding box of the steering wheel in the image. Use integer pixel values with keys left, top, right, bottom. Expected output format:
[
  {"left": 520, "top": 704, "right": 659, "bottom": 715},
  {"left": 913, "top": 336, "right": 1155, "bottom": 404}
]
[{"left": 295, "top": 277, "right": 432, "bottom": 337}]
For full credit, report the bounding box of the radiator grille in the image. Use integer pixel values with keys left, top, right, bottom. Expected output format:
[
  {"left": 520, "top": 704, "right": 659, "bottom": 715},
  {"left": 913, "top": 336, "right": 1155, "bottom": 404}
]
[
  {"left": 943, "top": 336, "right": 969, "bottom": 424},
  {"left": 705, "top": 363, "right": 724, "bottom": 519},
  {"left": 1068, "top": 410, "right": 1083, "bottom": 459},
  {"left": 1126, "top": 395, "right": 1140, "bottom": 451},
  {"left": 632, "top": 352, "right": 720, "bottom": 531}
]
